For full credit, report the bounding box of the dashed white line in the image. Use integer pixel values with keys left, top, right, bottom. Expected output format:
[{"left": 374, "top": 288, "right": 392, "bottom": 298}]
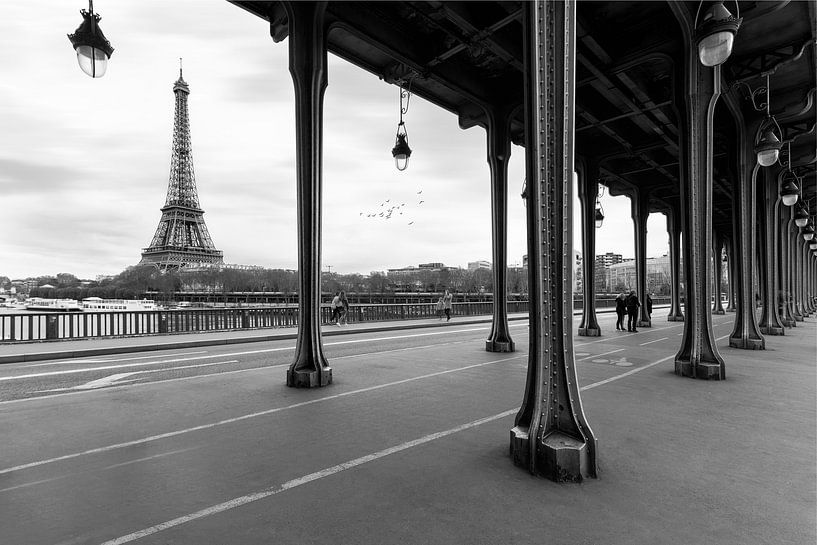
[{"left": 640, "top": 337, "right": 669, "bottom": 346}]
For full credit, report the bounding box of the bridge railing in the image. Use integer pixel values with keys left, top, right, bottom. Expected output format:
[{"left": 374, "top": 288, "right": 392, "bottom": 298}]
[
  {"left": 0, "top": 301, "right": 530, "bottom": 342},
  {"left": 0, "top": 297, "right": 673, "bottom": 343}
]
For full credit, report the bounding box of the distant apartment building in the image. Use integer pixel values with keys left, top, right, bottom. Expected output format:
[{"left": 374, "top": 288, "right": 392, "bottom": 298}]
[
  {"left": 605, "top": 255, "right": 678, "bottom": 293},
  {"left": 467, "top": 260, "right": 492, "bottom": 271},
  {"left": 595, "top": 252, "right": 623, "bottom": 269}
]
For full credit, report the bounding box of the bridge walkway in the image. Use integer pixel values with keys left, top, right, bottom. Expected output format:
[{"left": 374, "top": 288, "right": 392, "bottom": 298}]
[{"left": 0, "top": 311, "right": 813, "bottom": 544}]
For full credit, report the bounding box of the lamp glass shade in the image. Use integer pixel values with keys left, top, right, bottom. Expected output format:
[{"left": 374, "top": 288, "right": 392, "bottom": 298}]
[
  {"left": 810, "top": 242, "right": 817, "bottom": 250},
  {"left": 391, "top": 132, "right": 412, "bottom": 172},
  {"left": 781, "top": 193, "right": 799, "bottom": 206},
  {"left": 757, "top": 147, "right": 779, "bottom": 167},
  {"left": 594, "top": 208, "right": 604, "bottom": 229},
  {"left": 76, "top": 45, "right": 108, "bottom": 78},
  {"left": 805, "top": 232, "right": 815, "bottom": 241},
  {"left": 698, "top": 31, "right": 734, "bottom": 67},
  {"left": 795, "top": 212, "right": 809, "bottom": 228}
]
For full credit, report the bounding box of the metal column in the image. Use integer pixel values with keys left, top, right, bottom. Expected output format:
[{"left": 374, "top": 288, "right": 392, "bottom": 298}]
[
  {"left": 511, "top": 0, "right": 597, "bottom": 482},
  {"left": 284, "top": 1, "right": 332, "bottom": 388},
  {"left": 577, "top": 157, "right": 601, "bottom": 336},
  {"left": 485, "top": 106, "right": 515, "bottom": 353}
]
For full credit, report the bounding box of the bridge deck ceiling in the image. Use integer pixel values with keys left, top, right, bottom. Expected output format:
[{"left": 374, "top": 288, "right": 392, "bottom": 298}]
[{"left": 230, "top": 0, "right": 815, "bottom": 213}]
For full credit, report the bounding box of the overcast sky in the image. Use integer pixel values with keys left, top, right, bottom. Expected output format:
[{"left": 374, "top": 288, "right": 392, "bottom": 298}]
[{"left": 0, "top": 1, "right": 671, "bottom": 281}]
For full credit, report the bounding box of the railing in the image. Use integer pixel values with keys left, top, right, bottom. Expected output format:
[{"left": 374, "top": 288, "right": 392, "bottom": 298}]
[
  {"left": 0, "top": 301, "right": 530, "bottom": 343},
  {"left": 0, "top": 297, "right": 674, "bottom": 343}
]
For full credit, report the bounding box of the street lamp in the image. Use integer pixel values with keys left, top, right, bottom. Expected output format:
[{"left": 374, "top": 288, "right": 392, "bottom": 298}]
[
  {"left": 803, "top": 223, "right": 814, "bottom": 241},
  {"left": 794, "top": 204, "right": 809, "bottom": 228},
  {"left": 755, "top": 124, "right": 782, "bottom": 167},
  {"left": 594, "top": 203, "right": 605, "bottom": 229},
  {"left": 695, "top": 1, "right": 742, "bottom": 67},
  {"left": 68, "top": 0, "right": 114, "bottom": 78},
  {"left": 780, "top": 171, "right": 800, "bottom": 207},
  {"left": 391, "top": 82, "right": 412, "bottom": 171}
]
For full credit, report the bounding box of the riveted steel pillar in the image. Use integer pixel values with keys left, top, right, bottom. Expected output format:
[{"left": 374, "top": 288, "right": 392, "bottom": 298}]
[
  {"left": 788, "top": 210, "right": 804, "bottom": 322},
  {"left": 797, "top": 236, "right": 809, "bottom": 317},
  {"left": 511, "top": 0, "right": 597, "bottom": 482},
  {"left": 631, "top": 191, "right": 651, "bottom": 328},
  {"left": 779, "top": 206, "right": 797, "bottom": 327},
  {"left": 485, "top": 106, "right": 515, "bottom": 353},
  {"left": 666, "top": 203, "right": 685, "bottom": 321},
  {"left": 577, "top": 157, "right": 601, "bottom": 336},
  {"left": 758, "top": 168, "right": 784, "bottom": 335},
  {"left": 284, "top": 1, "right": 332, "bottom": 388},
  {"left": 712, "top": 230, "right": 725, "bottom": 315},
  {"left": 728, "top": 155, "right": 765, "bottom": 350},
  {"left": 674, "top": 57, "right": 725, "bottom": 379},
  {"left": 723, "top": 235, "right": 736, "bottom": 312}
]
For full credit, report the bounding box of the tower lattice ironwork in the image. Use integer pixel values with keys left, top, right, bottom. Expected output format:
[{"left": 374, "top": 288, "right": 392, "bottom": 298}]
[{"left": 140, "top": 66, "right": 223, "bottom": 270}]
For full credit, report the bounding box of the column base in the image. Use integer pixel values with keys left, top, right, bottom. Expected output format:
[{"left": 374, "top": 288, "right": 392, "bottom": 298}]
[
  {"left": 510, "top": 427, "right": 592, "bottom": 482},
  {"left": 287, "top": 367, "right": 332, "bottom": 388},
  {"left": 637, "top": 320, "right": 651, "bottom": 327},
  {"left": 759, "top": 326, "right": 784, "bottom": 336},
  {"left": 782, "top": 319, "right": 796, "bottom": 327},
  {"left": 713, "top": 309, "right": 725, "bottom": 315},
  {"left": 486, "top": 339, "right": 515, "bottom": 352},
  {"left": 667, "top": 314, "right": 684, "bottom": 322},
  {"left": 729, "top": 336, "right": 765, "bottom": 350},
  {"left": 794, "top": 315, "right": 804, "bottom": 322},
  {"left": 675, "top": 360, "right": 725, "bottom": 380},
  {"left": 577, "top": 327, "right": 601, "bottom": 337}
]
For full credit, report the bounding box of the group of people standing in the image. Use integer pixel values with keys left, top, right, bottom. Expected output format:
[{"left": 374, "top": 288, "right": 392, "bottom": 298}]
[
  {"left": 330, "top": 291, "right": 349, "bottom": 326},
  {"left": 615, "top": 291, "right": 652, "bottom": 332}
]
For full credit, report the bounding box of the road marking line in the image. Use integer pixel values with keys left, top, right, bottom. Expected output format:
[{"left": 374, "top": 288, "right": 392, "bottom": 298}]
[
  {"left": 576, "top": 348, "right": 624, "bottom": 361},
  {"left": 0, "top": 355, "right": 523, "bottom": 476},
  {"left": 640, "top": 337, "right": 669, "bottom": 346},
  {"left": 100, "top": 448, "right": 198, "bottom": 471},
  {"left": 100, "top": 349, "right": 678, "bottom": 544},
  {"left": 20, "top": 351, "right": 210, "bottom": 368},
  {"left": 39, "top": 361, "right": 240, "bottom": 392}
]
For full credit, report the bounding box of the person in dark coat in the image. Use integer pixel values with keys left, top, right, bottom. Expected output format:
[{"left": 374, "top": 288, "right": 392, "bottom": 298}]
[
  {"left": 626, "top": 290, "right": 641, "bottom": 332},
  {"left": 615, "top": 292, "right": 627, "bottom": 330},
  {"left": 646, "top": 293, "right": 653, "bottom": 317}
]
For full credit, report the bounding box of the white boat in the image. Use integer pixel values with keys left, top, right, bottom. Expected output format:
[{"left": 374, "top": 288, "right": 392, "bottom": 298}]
[
  {"left": 80, "top": 297, "right": 157, "bottom": 311},
  {"left": 25, "top": 298, "right": 82, "bottom": 312}
]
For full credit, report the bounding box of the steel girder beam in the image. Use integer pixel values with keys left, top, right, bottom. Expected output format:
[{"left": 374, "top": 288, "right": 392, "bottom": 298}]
[
  {"left": 729, "top": 39, "right": 814, "bottom": 85},
  {"left": 577, "top": 157, "right": 601, "bottom": 336},
  {"left": 284, "top": 1, "right": 332, "bottom": 388},
  {"left": 484, "top": 105, "right": 515, "bottom": 353},
  {"left": 511, "top": 0, "right": 597, "bottom": 482}
]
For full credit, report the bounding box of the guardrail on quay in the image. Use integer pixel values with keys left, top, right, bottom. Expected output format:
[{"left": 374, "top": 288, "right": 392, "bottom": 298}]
[
  {"left": 0, "top": 297, "right": 672, "bottom": 343},
  {"left": 0, "top": 301, "right": 530, "bottom": 342}
]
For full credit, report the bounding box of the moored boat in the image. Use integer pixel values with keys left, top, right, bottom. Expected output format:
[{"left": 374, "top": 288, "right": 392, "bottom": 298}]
[
  {"left": 25, "top": 298, "right": 83, "bottom": 312},
  {"left": 80, "top": 297, "right": 157, "bottom": 311}
]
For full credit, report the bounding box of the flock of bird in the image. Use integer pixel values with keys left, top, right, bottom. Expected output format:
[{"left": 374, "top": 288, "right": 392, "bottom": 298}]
[{"left": 360, "top": 190, "right": 424, "bottom": 225}]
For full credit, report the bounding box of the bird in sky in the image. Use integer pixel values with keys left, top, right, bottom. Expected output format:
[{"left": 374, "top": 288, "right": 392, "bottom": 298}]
[{"left": 408, "top": 221, "right": 414, "bottom": 225}]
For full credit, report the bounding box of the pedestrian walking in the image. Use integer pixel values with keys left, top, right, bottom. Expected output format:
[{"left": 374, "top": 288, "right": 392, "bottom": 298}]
[
  {"left": 338, "top": 290, "right": 349, "bottom": 326},
  {"left": 435, "top": 296, "right": 444, "bottom": 320},
  {"left": 443, "top": 289, "right": 453, "bottom": 321},
  {"left": 646, "top": 293, "right": 653, "bottom": 317},
  {"left": 625, "top": 290, "right": 641, "bottom": 332},
  {"left": 330, "top": 291, "right": 341, "bottom": 324},
  {"left": 615, "top": 292, "right": 626, "bottom": 330}
]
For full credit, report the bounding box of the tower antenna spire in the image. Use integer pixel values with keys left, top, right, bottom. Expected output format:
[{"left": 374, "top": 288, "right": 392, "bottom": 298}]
[{"left": 179, "top": 57, "right": 183, "bottom": 78}]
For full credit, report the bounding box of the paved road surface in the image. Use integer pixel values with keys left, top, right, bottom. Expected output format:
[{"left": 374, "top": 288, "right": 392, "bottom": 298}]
[{"left": 2, "top": 312, "right": 814, "bottom": 544}]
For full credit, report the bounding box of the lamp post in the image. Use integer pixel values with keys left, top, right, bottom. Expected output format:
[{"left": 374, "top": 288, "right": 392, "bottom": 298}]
[{"left": 67, "top": 0, "right": 114, "bottom": 78}]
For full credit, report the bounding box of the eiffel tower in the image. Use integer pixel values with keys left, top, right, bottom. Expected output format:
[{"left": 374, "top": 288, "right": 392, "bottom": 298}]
[{"left": 140, "top": 65, "right": 224, "bottom": 270}]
